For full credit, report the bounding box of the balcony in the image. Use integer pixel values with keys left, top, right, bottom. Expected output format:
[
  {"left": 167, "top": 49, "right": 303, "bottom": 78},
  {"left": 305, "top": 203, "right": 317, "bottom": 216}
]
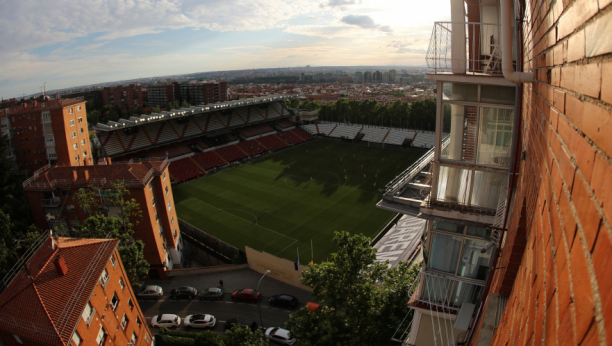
[
  {"left": 426, "top": 22, "right": 505, "bottom": 76},
  {"left": 41, "top": 197, "right": 61, "bottom": 208}
]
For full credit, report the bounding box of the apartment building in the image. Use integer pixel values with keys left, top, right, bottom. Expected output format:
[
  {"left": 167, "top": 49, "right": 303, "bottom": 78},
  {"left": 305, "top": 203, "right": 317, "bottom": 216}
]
[
  {"left": 0, "top": 99, "right": 93, "bottom": 174},
  {"left": 179, "top": 80, "right": 228, "bottom": 105},
  {"left": 22, "top": 159, "right": 182, "bottom": 279},
  {"left": 379, "top": 0, "right": 612, "bottom": 344},
  {"left": 101, "top": 84, "right": 146, "bottom": 112},
  {"left": 146, "top": 82, "right": 180, "bottom": 108},
  {"left": 0, "top": 234, "right": 152, "bottom": 346}
]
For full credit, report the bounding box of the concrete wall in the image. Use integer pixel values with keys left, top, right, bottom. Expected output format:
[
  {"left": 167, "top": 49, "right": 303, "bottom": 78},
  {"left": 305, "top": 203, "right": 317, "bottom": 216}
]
[{"left": 245, "top": 247, "right": 313, "bottom": 292}]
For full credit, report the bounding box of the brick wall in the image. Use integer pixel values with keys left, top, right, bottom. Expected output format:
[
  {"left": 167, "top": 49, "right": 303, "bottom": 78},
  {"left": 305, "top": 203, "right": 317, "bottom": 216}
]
[{"left": 483, "top": 0, "right": 612, "bottom": 345}]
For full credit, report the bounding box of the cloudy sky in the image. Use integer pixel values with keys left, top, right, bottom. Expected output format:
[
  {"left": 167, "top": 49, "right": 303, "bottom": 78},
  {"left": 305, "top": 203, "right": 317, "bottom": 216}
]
[{"left": 0, "top": 0, "right": 451, "bottom": 99}]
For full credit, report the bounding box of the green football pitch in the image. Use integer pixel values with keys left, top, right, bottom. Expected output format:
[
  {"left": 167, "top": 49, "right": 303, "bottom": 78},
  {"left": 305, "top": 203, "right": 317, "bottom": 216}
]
[{"left": 172, "top": 138, "right": 424, "bottom": 264}]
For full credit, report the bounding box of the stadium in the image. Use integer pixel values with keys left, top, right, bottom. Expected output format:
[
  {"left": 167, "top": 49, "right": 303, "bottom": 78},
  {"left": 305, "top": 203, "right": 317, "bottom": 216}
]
[{"left": 93, "top": 96, "right": 435, "bottom": 263}]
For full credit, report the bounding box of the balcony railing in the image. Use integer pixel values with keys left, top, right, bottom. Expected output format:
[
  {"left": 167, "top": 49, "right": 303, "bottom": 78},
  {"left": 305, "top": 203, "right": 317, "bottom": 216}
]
[
  {"left": 426, "top": 22, "right": 504, "bottom": 76},
  {"left": 41, "top": 197, "right": 61, "bottom": 208}
]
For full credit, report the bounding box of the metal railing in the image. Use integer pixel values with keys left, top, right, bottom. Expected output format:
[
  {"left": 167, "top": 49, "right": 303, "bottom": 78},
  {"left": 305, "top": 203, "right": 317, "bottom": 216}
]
[
  {"left": 385, "top": 135, "right": 450, "bottom": 197},
  {"left": 85, "top": 308, "right": 96, "bottom": 326},
  {"left": 426, "top": 22, "right": 504, "bottom": 75},
  {"left": 41, "top": 197, "right": 62, "bottom": 208}
]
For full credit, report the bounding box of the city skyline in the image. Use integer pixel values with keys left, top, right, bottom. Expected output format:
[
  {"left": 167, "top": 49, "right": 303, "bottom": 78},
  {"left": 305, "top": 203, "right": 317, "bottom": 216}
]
[{"left": 0, "top": 0, "right": 450, "bottom": 99}]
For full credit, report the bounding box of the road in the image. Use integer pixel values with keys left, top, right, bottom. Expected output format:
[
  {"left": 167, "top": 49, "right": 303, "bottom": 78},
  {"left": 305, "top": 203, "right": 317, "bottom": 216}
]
[{"left": 138, "top": 294, "right": 298, "bottom": 336}]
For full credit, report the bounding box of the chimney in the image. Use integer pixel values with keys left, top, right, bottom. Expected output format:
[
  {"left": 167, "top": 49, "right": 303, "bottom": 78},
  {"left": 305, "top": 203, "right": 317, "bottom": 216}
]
[
  {"left": 106, "top": 157, "right": 112, "bottom": 165},
  {"left": 54, "top": 255, "right": 68, "bottom": 276},
  {"left": 72, "top": 170, "right": 78, "bottom": 180},
  {"left": 84, "top": 170, "right": 89, "bottom": 181},
  {"left": 23, "top": 103, "right": 27, "bottom": 109},
  {"left": 33, "top": 100, "right": 37, "bottom": 108}
]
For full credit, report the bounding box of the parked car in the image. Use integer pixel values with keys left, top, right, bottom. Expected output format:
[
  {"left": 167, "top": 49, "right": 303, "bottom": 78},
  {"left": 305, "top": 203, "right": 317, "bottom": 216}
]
[
  {"left": 184, "top": 314, "right": 216, "bottom": 328},
  {"left": 231, "top": 288, "right": 261, "bottom": 302},
  {"left": 171, "top": 286, "right": 198, "bottom": 299},
  {"left": 269, "top": 294, "right": 299, "bottom": 309},
  {"left": 265, "top": 327, "right": 297, "bottom": 345},
  {"left": 224, "top": 317, "right": 258, "bottom": 332},
  {"left": 137, "top": 285, "right": 163, "bottom": 299},
  {"left": 151, "top": 314, "right": 181, "bottom": 328},
  {"left": 199, "top": 287, "right": 224, "bottom": 301}
]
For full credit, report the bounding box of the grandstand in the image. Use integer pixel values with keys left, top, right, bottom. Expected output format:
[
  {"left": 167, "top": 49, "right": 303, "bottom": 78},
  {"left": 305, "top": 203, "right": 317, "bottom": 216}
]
[{"left": 302, "top": 122, "right": 437, "bottom": 148}]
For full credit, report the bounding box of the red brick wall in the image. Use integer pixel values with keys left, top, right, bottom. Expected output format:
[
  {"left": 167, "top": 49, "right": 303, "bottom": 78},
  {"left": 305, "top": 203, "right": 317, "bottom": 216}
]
[{"left": 484, "top": 0, "right": 612, "bottom": 345}]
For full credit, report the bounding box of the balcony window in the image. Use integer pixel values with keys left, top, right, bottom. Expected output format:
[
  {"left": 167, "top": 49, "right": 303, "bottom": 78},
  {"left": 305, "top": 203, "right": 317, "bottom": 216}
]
[
  {"left": 121, "top": 313, "right": 128, "bottom": 330},
  {"left": 110, "top": 254, "right": 116, "bottom": 267},
  {"left": 100, "top": 268, "right": 110, "bottom": 287},
  {"left": 96, "top": 326, "right": 106, "bottom": 346},
  {"left": 82, "top": 301, "right": 95, "bottom": 325},
  {"left": 110, "top": 292, "right": 119, "bottom": 311},
  {"left": 442, "top": 83, "right": 478, "bottom": 102},
  {"left": 72, "top": 331, "right": 82, "bottom": 345}
]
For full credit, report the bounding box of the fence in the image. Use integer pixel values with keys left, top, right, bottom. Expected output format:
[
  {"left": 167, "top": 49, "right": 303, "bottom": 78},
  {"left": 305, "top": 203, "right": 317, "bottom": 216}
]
[{"left": 178, "top": 219, "right": 246, "bottom": 264}]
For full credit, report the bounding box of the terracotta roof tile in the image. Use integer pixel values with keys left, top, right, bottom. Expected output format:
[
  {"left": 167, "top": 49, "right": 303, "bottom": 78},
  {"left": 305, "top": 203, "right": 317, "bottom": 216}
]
[
  {"left": 0, "top": 237, "right": 119, "bottom": 346},
  {"left": 8, "top": 99, "right": 86, "bottom": 115}
]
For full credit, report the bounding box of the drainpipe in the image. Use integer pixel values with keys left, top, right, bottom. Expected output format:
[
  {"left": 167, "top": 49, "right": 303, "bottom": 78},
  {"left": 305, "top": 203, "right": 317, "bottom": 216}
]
[{"left": 500, "top": 0, "right": 533, "bottom": 83}]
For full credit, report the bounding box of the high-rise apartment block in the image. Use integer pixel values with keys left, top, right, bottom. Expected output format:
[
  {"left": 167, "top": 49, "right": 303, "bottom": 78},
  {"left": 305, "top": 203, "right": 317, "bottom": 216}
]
[
  {"left": 23, "top": 159, "right": 182, "bottom": 279},
  {"left": 0, "top": 235, "right": 153, "bottom": 346},
  {"left": 0, "top": 99, "right": 93, "bottom": 174},
  {"left": 146, "top": 82, "right": 180, "bottom": 107},
  {"left": 380, "top": 0, "right": 612, "bottom": 344},
  {"left": 354, "top": 71, "right": 363, "bottom": 83},
  {"left": 179, "top": 81, "right": 227, "bottom": 105},
  {"left": 364, "top": 71, "right": 373, "bottom": 83},
  {"left": 101, "top": 84, "right": 146, "bottom": 112},
  {"left": 373, "top": 70, "right": 382, "bottom": 83}
]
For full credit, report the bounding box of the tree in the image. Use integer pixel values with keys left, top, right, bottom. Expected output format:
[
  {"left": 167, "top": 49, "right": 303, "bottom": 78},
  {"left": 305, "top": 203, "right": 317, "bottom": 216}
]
[
  {"left": 193, "top": 330, "right": 224, "bottom": 346},
  {"left": 224, "top": 325, "right": 268, "bottom": 346},
  {"left": 286, "top": 231, "right": 420, "bottom": 346},
  {"left": 73, "top": 181, "right": 149, "bottom": 288}
]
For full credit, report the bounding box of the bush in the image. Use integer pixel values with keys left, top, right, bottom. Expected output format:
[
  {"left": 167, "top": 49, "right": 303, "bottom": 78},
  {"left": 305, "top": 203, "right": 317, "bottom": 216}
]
[
  {"left": 154, "top": 334, "right": 194, "bottom": 346},
  {"left": 157, "top": 328, "right": 200, "bottom": 338}
]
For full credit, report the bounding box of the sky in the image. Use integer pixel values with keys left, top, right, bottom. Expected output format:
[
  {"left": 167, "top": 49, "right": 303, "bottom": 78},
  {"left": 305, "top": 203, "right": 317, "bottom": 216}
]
[{"left": 0, "top": 0, "right": 451, "bottom": 99}]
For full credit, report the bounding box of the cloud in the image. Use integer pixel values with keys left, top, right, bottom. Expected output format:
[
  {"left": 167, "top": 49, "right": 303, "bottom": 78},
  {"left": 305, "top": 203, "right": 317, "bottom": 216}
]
[
  {"left": 340, "top": 15, "right": 392, "bottom": 32},
  {"left": 320, "top": 0, "right": 361, "bottom": 8}
]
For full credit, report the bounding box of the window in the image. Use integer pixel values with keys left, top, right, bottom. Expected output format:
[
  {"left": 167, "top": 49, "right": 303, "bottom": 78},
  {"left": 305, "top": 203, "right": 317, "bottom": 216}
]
[
  {"left": 83, "top": 150, "right": 88, "bottom": 157},
  {"left": 162, "top": 171, "right": 166, "bottom": 180},
  {"left": 174, "top": 229, "right": 178, "bottom": 238},
  {"left": 155, "top": 214, "right": 159, "bottom": 223},
  {"left": 167, "top": 202, "right": 172, "bottom": 211},
  {"left": 136, "top": 316, "right": 142, "bottom": 326},
  {"left": 100, "top": 268, "right": 110, "bottom": 287},
  {"left": 148, "top": 181, "right": 153, "bottom": 190},
  {"left": 70, "top": 119, "right": 75, "bottom": 126},
  {"left": 151, "top": 197, "right": 156, "bottom": 206},
  {"left": 165, "top": 186, "right": 169, "bottom": 196},
  {"left": 110, "top": 254, "right": 117, "bottom": 267},
  {"left": 145, "top": 334, "right": 151, "bottom": 345},
  {"left": 72, "top": 131, "right": 76, "bottom": 138},
  {"left": 119, "top": 278, "right": 125, "bottom": 289},
  {"left": 75, "top": 155, "right": 80, "bottom": 161},
  {"left": 78, "top": 106, "right": 82, "bottom": 112},
  {"left": 78, "top": 116, "right": 83, "bottom": 122},
  {"left": 131, "top": 332, "right": 137, "bottom": 345},
  {"left": 159, "top": 225, "right": 163, "bottom": 236},
  {"left": 96, "top": 326, "right": 106, "bottom": 346},
  {"left": 69, "top": 108, "right": 74, "bottom": 114},
  {"left": 81, "top": 139, "right": 85, "bottom": 146},
  {"left": 72, "top": 331, "right": 82, "bottom": 345},
  {"left": 80, "top": 128, "right": 84, "bottom": 134},
  {"left": 121, "top": 313, "right": 128, "bottom": 330},
  {"left": 128, "top": 298, "right": 134, "bottom": 310},
  {"left": 13, "top": 334, "right": 23, "bottom": 345},
  {"left": 171, "top": 215, "right": 174, "bottom": 224},
  {"left": 73, "top": 144, "right": 77, "bottom": 150},
  {"left": 110, "top": 292, "right": 119, "bottom": 311},
  {"left": 66, "top": 205, "right": 76, "bottom": 211},
  {"left": 82, "top": 301, "right": 95, "bottom": 325}
]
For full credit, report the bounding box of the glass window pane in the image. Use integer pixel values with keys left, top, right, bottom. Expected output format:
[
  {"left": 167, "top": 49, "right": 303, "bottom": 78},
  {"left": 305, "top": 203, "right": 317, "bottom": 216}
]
[
  {"left": 436, "top": 164, "right": 472, "bottom": 205},
  {"left": 442, "top": 83, "right": 478, "bottom": 102},
  {"left": 476, "top": 107, "right": 514, "bottom": 168},
  {"left": 480, "top": 85, "right": 516, "bottom": 105},
  {"left": 422, "top": 275, "right": 453, "bottom": 305},
  {"left": 441, "top": 104, "right": 478, "bottom": 162},
  {"left": 450, "top": 281, "right": 483, "bottom": 307},
  {"left": 470, "top": 170, "right": 506, "bottom": 209},
  {"left": 429, "top": 233, "right": 462, "bottom": 274},
  {"left": 466, "top": 226, "right": 492, "bottom": 240},
  {"left": 432, "top": 221, "right": 463, "bottom": 234},
  {"left": 457, "top": 239, "right": 492, "bottom": 280}
]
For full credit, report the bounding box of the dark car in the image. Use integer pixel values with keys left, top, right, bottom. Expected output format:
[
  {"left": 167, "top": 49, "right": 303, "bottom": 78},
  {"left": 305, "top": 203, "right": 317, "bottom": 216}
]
[
  {"left": 231, "top": 288, "right": 261, "bottom": 302},
  {"left": 199, "top": 287, "right": 224, "bottom": 301},
  {"left": 224, "top": 317, "right": 258, "bottom": 332},
  {"left": 269, "top": 294, "right": 299, "bottom": 309},
  {"left": 170, "top": 286, "right": 198, "bottom": 299}
]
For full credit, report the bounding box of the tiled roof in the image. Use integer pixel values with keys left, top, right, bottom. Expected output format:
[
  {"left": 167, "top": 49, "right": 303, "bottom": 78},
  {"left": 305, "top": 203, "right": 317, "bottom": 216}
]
[
  {"left": 0, "top": 237, "right": 119, "bottom": 346},
  {"left": 8, "top": 99, "right": 85, "bottom": 115},
  {"left": 24, "top": 160, "right": 168, "bottom": 190}
]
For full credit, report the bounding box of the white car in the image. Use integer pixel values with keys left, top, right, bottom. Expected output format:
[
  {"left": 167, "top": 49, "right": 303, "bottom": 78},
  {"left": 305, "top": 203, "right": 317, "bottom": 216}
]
[
  {"left": 151, "top": 314, "right": 181, "bottom": 328},
  {"left": 184, "top": 314, "right": 216, "bottom": 328},
  {"left": 265, "top": 327, "right": 296, "bottom": 345}
]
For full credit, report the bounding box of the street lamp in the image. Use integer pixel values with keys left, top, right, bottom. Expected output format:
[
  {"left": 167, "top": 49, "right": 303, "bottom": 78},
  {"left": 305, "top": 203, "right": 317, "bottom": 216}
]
[{"left": 257, "top": 270, "right": 271, "bottom": 330}]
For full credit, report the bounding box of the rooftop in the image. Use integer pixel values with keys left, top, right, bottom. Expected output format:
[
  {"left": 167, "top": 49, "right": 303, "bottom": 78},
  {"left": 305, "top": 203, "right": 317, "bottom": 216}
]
[
  {"left": 8, "top": 99, "right": 86, "bottom": 116},
  {"left": 0, "top": 236, "right": 119, "bottom": 346},
  {"left": 23, "top": 159, "right": 169, "bottom": 190}
]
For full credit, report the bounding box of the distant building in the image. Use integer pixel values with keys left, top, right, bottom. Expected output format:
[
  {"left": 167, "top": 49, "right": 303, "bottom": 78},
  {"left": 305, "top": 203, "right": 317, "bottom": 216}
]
[
  {"left": 315, "top": 73, "right": 324, "bottom": 82},
  {"left": 0, "top": 235, "right": 153, "bottom": 346},
  {"left": 1, "top": 99, "right": 93, "bottom": 174},
  {"left": 363, "top": 71, "right": 373, "bottom": 83},
  {"left": 324, "top": 73, "right": 333, "bottom": 82},
  {"left": 60, "top": 88, "right": 102, "bottom": 102},
  {"left": 388, "top": 69, "right": 397, "bottom": 84},
  {"left": 101, "top": 84, "right": 146, "bottom": 112},
  {"left": 354, "top": 71, "right": 363, "bottom": 83},
  {"left": 382, "top": 71, "right": 389, "bottom": 83},
  {"left": 147, "top": 82, "right": 180, "bottom": 108},
  {"left": 180, "top": 81, "right": 227, "bottom": 105},
  {"left": 300, "top": 73, "right": 305, "bottom": 81},
  {"left": 335, "top": 70, "right": 343, "bottom": 75},
  {"left": 373, "top": 71, "right": 383, "bottom": 83},
  {"left": 23, "top": 159, "right": 182, "bottom": 278}
]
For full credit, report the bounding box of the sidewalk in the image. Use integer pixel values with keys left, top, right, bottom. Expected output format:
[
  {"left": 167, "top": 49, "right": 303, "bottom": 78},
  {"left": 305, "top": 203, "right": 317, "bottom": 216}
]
[{"left": 143, "top": 268, "right": 315, "bottom": 304}]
